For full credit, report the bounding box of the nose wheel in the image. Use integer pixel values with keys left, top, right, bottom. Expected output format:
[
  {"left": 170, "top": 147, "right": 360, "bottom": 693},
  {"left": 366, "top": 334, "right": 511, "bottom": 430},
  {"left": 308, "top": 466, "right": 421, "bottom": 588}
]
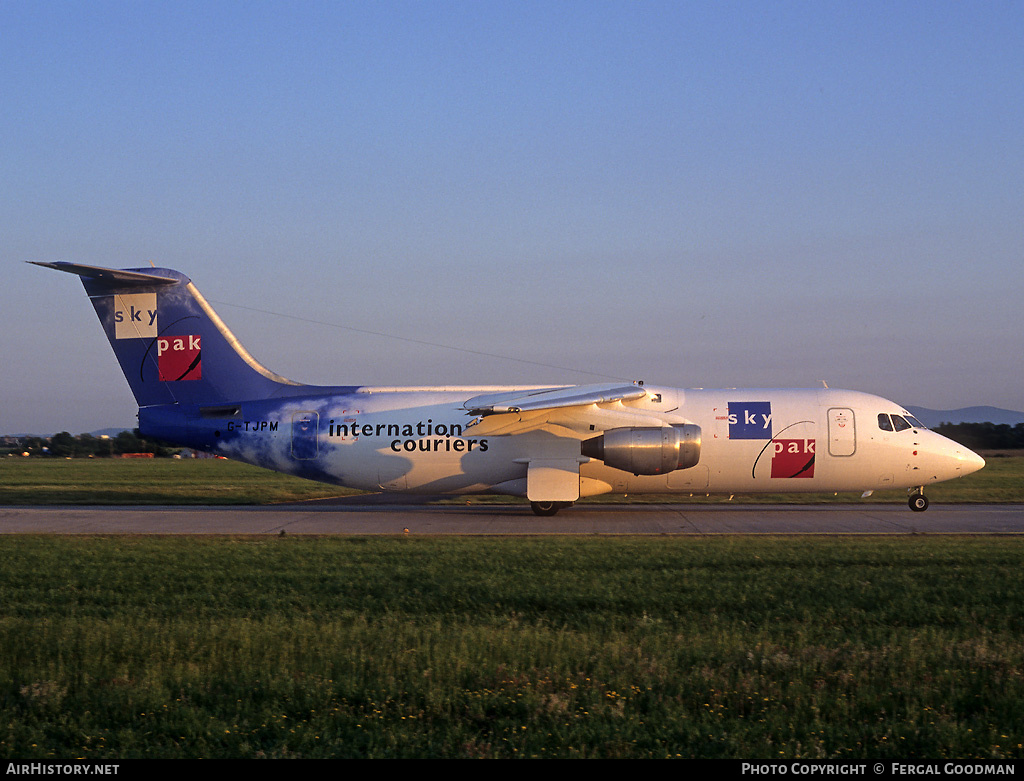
[{"left": 909, "top": 490, "right": 929, "bottom": 512}]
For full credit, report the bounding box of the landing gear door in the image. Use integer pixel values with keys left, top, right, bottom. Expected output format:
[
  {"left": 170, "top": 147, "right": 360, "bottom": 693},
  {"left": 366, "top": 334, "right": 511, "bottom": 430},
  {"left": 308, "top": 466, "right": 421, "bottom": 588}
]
[
  {"left": 291, "top": 411, "right": 319, "bottom": 460},
  {"left": 827, "top": 408, "right": 856, "bottom": 457},
  {"left": 527, "top": 459, "right": 581, "bottom": 503}
]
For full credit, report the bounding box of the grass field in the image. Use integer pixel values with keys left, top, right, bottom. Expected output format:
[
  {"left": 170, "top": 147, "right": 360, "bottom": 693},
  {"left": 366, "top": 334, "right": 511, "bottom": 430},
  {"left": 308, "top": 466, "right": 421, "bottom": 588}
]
[
  {"left": 0, "top": 535, "right": 1022, "bottom": 759},
  {"left": 1, "top": 458, "right": 1021, "bottom": 758},
  {"left": 0, "top": 458, "right": 356, "bottom": 505},
  {"left": 1, "top": 452, "right": 1022, "bottom": 505}
]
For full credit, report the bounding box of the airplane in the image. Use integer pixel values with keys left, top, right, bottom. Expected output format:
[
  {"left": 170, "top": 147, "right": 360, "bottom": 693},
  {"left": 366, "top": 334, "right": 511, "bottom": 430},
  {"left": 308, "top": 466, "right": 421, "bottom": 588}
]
[{"left": 33, "top": 261, "right": 986, "bottom": 515}]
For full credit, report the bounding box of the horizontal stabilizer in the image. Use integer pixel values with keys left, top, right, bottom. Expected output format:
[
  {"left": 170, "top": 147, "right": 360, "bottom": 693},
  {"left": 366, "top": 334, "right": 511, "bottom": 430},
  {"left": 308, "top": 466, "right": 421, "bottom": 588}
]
[{"left": 28, "top": 261, "right": 177, "bottom": 287}]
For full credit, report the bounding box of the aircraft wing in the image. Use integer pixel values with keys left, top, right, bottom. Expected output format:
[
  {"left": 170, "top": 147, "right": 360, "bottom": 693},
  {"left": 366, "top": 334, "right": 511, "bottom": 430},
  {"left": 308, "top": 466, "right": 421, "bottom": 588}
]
[
  {"left": 463, "top": 383, "right": 657, "bottom": 502},
  {"left": 463, "top": 383, "right": 647, "bottom": 416},
  {"left": 462, "top": 382, "right": 655, "bottom": 438}
]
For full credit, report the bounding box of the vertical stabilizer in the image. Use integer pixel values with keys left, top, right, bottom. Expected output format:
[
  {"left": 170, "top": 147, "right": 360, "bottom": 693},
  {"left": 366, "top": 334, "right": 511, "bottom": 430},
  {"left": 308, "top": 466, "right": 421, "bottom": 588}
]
[{"left": 32, "top": 262, "right": 302, "bottom": 407}]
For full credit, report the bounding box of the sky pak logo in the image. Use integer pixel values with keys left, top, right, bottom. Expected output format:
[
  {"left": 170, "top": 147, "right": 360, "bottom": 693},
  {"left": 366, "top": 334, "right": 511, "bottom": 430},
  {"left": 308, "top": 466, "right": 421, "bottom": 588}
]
[
  {"left": 113, "top": 293, "right": 157, "bottom": 339},
  {"left": 728, "top": 402, "right": 772, "bottom": 439},
  {"left": 158, "top": 335, "right": 202, "bottom": 381}
]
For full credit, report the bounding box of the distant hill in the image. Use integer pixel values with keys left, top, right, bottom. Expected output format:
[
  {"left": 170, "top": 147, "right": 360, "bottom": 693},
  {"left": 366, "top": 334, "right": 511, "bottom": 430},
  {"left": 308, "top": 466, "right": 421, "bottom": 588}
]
[{"left": 906, "top": 406, "right": 1024, "bottom": 427}]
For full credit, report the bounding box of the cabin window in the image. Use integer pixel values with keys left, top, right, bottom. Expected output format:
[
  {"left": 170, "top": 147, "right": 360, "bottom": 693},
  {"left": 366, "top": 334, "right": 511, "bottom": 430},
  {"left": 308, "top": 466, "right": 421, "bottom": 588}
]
[{"left": 878, "top": 413, "right": 893, "bottom": 431}]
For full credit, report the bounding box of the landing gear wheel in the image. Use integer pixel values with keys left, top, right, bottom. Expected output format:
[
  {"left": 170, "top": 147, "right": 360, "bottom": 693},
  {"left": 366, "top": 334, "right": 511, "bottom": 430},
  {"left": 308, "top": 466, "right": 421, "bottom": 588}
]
[
  {"left": 909, "top": 493, "right": 929, "bottom": 512},
  {"left": 531, "top": 501, "right": 564, "bottom": 516}
]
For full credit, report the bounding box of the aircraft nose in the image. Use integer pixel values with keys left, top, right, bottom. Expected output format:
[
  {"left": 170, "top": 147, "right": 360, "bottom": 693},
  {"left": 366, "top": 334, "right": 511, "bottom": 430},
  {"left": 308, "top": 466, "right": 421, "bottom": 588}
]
[
  {"left": 938, "top": 437, "right": 985, "bottom": 479},
  {"left": 916, "top": 430, "right": 986, "bottom": 483},
  {"left": 959, "top": 447, "right": 986, "bottom": 476}
]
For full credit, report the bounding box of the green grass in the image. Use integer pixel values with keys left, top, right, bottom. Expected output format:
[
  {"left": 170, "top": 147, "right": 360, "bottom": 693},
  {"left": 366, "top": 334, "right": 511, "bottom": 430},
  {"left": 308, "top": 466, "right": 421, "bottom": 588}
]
[
  {"left": 1, "top": 453, "right": 1021, "bottom": 505},
  {"left": 0, "top": 458, "right": 356, "bottom": 505},
  {"left": 0, "top": 536, "right": 1022, "bottom": 759}
]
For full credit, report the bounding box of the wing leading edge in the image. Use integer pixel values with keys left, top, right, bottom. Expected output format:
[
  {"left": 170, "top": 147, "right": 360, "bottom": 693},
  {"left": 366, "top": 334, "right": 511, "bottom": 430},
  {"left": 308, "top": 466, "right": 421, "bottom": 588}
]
[{"left": 463, "top": 383, "right": 647, "bottom": 415}]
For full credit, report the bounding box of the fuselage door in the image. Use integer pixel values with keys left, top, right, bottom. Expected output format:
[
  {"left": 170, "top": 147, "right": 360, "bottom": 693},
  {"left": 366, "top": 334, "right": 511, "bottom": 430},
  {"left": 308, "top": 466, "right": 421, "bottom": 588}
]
[
  {"left": 827, "top": 407, "right": 856, "bottom": 457},
  {"left": 291, "top": 411, "right": 319, "bottom": 460}
]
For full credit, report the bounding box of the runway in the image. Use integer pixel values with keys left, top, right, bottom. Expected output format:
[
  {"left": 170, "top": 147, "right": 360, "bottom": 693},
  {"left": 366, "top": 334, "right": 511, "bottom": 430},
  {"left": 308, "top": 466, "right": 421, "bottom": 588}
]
[{"left": 0, "top": 502, "right": 1022, "bottom": 535}]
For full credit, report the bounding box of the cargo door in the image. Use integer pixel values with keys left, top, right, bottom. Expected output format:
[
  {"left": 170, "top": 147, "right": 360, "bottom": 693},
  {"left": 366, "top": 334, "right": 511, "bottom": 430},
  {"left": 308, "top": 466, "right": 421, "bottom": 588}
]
[{"left": 291, "top": 411, "right": 319, "bottom": 460}]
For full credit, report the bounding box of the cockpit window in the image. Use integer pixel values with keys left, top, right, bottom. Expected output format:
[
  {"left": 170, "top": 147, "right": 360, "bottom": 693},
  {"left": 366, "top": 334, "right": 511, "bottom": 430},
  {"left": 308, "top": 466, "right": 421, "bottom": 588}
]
[{"left": 879, "top": 412, "right": 925, "bottom": 432}]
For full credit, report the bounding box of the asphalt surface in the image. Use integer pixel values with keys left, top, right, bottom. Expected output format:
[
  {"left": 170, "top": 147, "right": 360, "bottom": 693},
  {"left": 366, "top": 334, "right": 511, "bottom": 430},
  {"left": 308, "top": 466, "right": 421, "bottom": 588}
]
[{"left": 0, "top": 502, "right": 1022, "bottom": 535}]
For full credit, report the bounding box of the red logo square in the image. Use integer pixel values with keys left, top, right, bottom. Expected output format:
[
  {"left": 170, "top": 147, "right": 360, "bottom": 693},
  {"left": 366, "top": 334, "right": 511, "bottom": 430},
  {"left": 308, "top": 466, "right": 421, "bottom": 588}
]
[
  {"left": 770, "top": 439, "right": 816, "bottom": 478},
  {"left": 157, "top": 335, "right": 202, "bottom": 381}
]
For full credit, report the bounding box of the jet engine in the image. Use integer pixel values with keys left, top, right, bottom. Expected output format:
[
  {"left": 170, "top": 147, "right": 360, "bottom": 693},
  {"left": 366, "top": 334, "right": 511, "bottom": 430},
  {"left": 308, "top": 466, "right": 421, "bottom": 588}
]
[{"left": 581, "top": 424, "right": 701, "bottom": 476}]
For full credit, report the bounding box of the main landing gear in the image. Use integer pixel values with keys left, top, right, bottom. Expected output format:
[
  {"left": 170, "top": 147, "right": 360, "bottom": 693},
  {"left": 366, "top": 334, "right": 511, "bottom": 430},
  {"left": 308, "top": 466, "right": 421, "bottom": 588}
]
[
  {"left": 530, "top": 501, "right": 573, "bottom": 516},
  {"left": 908, "top": 488, "right": 929, "bottom": 512}
]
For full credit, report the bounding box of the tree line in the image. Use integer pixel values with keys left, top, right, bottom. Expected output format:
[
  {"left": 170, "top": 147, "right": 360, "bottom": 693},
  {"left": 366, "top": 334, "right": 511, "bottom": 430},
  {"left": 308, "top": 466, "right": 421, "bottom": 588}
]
[
  {"left": 933, "top": 422, "right": 1024, "bottom": 451},
  {"left": 5, "top": 430, "right": 179, "bottom": 458}
]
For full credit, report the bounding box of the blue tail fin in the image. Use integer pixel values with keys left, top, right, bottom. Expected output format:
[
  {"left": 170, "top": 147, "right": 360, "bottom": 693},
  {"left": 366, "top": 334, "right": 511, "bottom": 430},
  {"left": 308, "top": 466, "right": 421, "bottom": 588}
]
[{"left": 32, "top": 262, "right": 303, "bottom": 407}]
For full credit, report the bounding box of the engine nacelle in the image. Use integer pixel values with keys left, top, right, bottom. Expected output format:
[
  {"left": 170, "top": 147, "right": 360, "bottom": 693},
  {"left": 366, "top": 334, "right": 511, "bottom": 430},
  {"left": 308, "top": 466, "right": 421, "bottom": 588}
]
[{"left": 581, "top": 424, "right": 701, "bottom": 476}]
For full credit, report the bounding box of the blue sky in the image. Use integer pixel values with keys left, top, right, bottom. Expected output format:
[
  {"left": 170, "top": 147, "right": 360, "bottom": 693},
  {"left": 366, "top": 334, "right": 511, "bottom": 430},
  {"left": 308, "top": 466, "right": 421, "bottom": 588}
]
[{"left": 3, "top": 1, "right": 1022, "bottom": 434}]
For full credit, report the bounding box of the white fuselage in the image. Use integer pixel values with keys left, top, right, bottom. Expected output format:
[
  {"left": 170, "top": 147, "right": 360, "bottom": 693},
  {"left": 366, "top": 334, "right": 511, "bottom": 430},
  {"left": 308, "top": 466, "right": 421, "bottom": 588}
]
[{"left": 207, "top": 385, "right": 984, "bottom": 499}]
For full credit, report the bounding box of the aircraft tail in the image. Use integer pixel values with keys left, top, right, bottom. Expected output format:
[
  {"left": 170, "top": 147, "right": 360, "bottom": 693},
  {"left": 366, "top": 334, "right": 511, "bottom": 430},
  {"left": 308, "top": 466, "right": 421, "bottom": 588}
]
[{"left": 32, "top": 262, "right": 303, "bottom": 408}]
